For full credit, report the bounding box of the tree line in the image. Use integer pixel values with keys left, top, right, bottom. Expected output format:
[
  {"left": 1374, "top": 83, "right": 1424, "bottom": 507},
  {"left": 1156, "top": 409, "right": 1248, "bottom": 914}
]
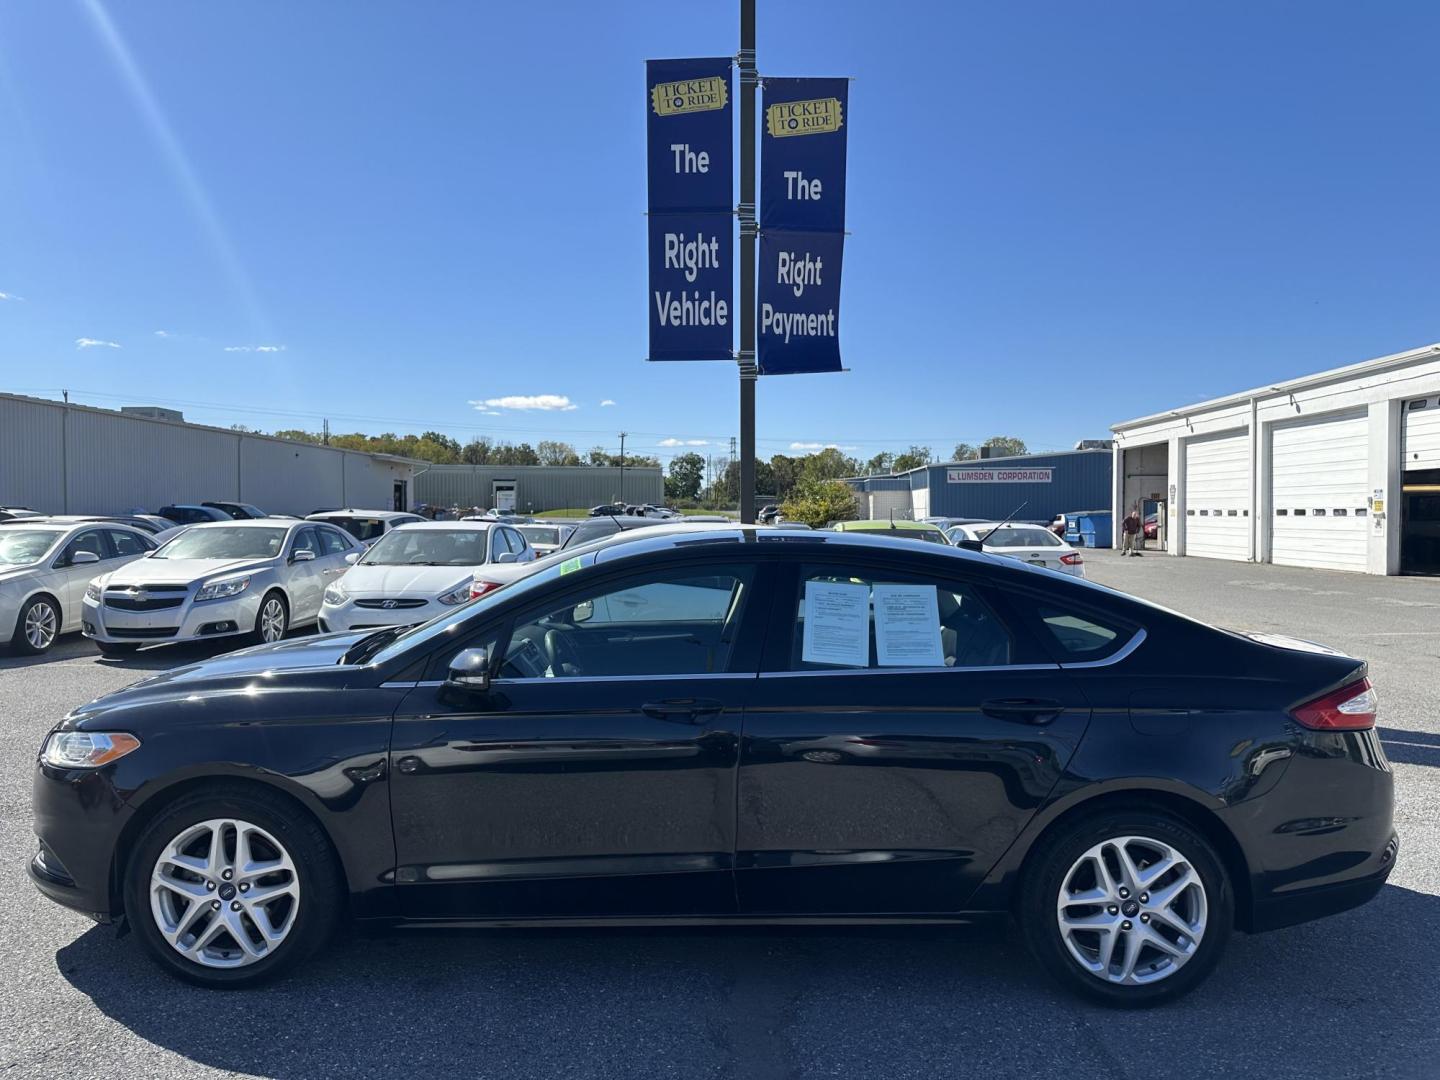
[{"left": 266, "top": 429, "right": 660, "bottom": 470}]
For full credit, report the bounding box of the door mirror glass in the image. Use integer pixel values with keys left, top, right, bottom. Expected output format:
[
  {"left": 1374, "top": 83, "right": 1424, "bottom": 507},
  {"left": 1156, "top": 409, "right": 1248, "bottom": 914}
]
[
  {"left": 495, "top": 550, "right": 516, "bottom": 564},
  {"left": 446, "top": 647, "right": 490, "bottom": 691},
  {"left": 344, "top": 551, "right": 361, "bottom": 564},
  {"left": 572, "top": 599, "right": 594, "bottom": 623},
  {"left": 70, "top": 550, "right": 101, "bottom": 565},
  {"left": 291, "top": 549, "right": 316, "bottom": 562}
]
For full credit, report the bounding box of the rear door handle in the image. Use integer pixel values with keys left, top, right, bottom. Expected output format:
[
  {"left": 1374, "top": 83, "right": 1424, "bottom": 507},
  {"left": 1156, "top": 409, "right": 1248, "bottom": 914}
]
[
  {"left": 981, "top": 698, "right": 1064, "bottom": 724},
  {"left": 641, "top": 698, "right": 725, "bottom": 723}
]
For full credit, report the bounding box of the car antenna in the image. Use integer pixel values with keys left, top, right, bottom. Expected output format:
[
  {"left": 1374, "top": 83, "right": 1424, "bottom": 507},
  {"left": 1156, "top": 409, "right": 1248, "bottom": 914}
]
[{"left": 978, "top": 502, "right": 1028, "bottom": 546}]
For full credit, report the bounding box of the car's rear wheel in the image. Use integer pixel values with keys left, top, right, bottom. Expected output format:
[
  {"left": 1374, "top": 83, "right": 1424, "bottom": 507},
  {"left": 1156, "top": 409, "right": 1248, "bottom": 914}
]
[
  {"left": 1020, "top": 809, "right": 1232, "bottom": 1007},
  {"left": 123, "top": 786, "right": 342, "bottom": 988},
  {"left": 253, "top": 591, "right": 288, "bottom": 645},
  {"left": 11, "top": 595, "right": 59, "bottom": 655}
]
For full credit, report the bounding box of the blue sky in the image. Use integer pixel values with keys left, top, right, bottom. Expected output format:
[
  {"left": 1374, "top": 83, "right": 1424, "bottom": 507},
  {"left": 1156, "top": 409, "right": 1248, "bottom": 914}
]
[{"left": 2, "top": 1, "right": 1438, "bottom": 464}]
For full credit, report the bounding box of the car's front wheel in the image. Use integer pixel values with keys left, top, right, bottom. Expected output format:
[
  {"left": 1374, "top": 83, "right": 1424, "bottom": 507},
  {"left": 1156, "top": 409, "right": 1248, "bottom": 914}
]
[
  {"left": 1020, "top": 809, "right": 1233, "bottom": 1007},
  {"left": 11, "top": 595, "right": 60, "bottom": 655},
  {"left": 123, "top": 786, "right": 342, "bottom": 987},
  {"left": 253, "top": 591, "right": 289, "bottom": 645}
]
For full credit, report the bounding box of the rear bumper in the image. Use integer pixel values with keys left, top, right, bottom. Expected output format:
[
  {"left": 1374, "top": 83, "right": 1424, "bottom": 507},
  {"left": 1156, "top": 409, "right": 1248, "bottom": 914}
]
[{"left": 1248, "top": 832, "right": 1398, "bottom": 932}]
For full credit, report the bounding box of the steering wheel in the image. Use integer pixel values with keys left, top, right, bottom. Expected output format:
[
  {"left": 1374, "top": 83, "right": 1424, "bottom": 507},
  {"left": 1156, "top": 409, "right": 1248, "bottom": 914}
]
[{"left": 543, "top": 628, "right": 583, "bottom": 676}]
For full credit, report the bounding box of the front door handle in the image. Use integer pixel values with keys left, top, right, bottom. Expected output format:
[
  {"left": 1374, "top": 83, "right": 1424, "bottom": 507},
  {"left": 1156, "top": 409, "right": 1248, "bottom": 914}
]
[
  {"left": 641, "top": 698, "right": 724, "bottom": 723},
  {"left": 981, "top": 698, "right": 1064, "bottom": 724}
]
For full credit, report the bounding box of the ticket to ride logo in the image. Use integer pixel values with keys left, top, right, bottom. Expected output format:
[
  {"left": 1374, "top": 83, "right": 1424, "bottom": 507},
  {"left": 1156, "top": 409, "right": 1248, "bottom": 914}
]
[
  {"left": 652, "top": 76, "right": 729, "bottom": 117},
  {"left": 766, "top": 97, "right": 843, "bottom": 138}
]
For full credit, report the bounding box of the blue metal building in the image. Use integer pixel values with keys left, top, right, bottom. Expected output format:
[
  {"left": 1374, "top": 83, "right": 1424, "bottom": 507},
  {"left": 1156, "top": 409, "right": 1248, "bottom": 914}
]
[{"left": 845, "top": 450, "right": 1113, "bottom": 522}]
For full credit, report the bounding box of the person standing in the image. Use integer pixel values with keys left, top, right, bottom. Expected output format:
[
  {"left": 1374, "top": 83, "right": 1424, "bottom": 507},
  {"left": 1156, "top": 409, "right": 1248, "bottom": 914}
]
[{"left": 1121, "top": 507, "right": 1143, "bottom": 556}]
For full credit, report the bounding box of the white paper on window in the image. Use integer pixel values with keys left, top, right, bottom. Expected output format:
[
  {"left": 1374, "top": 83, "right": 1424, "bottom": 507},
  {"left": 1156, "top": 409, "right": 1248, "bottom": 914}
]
[
  {"left": 873, "top": 584, "right": 944, "bottom": 667},
  {"left": 801, "top": 580, "right": 871, "bottom": 667}
]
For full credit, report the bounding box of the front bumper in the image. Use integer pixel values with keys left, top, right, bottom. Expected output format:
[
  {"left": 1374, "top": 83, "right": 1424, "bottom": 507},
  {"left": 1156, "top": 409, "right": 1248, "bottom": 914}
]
[
  {"left": 30, "top": 761, "right": 132, "bottom": 921},
  {"left": 320, "top": 595, "right": 447, "bottom": 632},
  {"left": 82, "top": 589, "right": 260, "bottom": 645}
]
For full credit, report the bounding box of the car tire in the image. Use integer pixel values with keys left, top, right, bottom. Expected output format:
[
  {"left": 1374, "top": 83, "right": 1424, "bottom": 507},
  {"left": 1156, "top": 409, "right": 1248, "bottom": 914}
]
[
  {"left": 1019, "top": 808, "right": 1233, "bottom": 1008},
  {"left": 122, "top": 785, "right": 343, "bottom": 988},
  {"left": 96, "top": 641, "right": 140, "bottom": 657},
  {"left": 252, "top": 591, "right": 289, "bottom": 645},
  {"left": 11, "top": 595, "right": 60, "bottom": 655}
]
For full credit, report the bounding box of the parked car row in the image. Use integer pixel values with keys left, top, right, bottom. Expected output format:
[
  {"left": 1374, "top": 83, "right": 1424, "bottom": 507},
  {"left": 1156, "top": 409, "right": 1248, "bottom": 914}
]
[{"left": 28, "top": 518, "right": 1396, "bottom": 1009}]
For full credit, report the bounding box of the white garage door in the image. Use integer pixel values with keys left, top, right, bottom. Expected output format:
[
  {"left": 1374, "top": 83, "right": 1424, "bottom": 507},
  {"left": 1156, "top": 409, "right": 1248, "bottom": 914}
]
[
  {"left": 1183, "top": 431, "right": 1250, "bottom": 561},
  {"left": 911, "top": 484, "right": 929, "bottom": 521},
  {"left": 1270, "top": 410, "right": 1369, "bottom": 572},
  {"left": 1404, "top": 396, "right": 1440, "bottom": 470}
]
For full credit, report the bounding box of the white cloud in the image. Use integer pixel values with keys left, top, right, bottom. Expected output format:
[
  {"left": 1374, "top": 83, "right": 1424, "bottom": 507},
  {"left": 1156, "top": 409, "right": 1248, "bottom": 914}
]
[
  {"left": 658, "top": 438, "right": 712, "bottom": 448},
  {"left": 789, "top": 441, "right": 857, "bottom": 452},
  {"left": 154, "top": 329, "right": 171, "bottom": 338},
  {"left": 469, "top": 394, "right": 577, "bottom": 412},
  {"left": 0, "top": 291, "right": 22, "bottom": 301},
  {"left": 479, "top": 410, "right": 501, "bottom": 416},
  {"left": 76, "top": 337, "right": 121, "bottom": 349},
  {"left": 600, "top": 399, "right": 616, "bottom": 407},
  {"left": 224, "top": 344, "right": 286, "bottom": 353}
]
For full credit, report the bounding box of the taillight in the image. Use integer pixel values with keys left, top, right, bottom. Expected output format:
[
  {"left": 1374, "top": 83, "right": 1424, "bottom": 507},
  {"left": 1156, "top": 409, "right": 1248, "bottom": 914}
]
[
  {"left": 1060, "top": 552, "right": 1083, "bottom": 565},
  {"left": 469, "top": 580, "right": 501, "bottom": 599},
  {"left": 1291, "top": 677, "right": 1376, "bottom": 730}
]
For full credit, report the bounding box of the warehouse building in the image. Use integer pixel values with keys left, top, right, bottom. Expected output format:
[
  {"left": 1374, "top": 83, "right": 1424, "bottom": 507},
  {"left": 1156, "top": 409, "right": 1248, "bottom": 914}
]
[
  {"left": 845, "top": 449, "right": 1113, "bottom": 523},
  {"left": 415, "top": 463, "right": 663, "bottom": 513},
  {"left": 1110, "top": 342, "right": 1440, "bottom": 575},
  {"left": 0, "top": 393, "right": 424, "bottom": 517}
]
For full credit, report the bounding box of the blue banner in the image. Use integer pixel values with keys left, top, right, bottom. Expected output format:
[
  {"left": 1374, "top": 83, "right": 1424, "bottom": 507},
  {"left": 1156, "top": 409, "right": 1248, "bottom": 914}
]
[
  {"left": 760, "top": 77, "right": 848, "bottom": 233},
  {"left": 648, "top": 212, "right": 733, "bottom": 361},
  {"left": 647, "top": 58, "right": 733, "bottom": 213},
  {"left": 757, "top": 230, "right": 843, "bottom": 375},
  {"left": 646, "top": 58, "right": 734, "bottom": 360}
]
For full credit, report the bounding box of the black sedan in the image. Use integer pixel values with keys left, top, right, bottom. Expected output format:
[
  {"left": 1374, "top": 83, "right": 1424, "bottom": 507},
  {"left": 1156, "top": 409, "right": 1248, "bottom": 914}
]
[{"left": 30, "top": 528, "right": 1395, "bottom": 1004}]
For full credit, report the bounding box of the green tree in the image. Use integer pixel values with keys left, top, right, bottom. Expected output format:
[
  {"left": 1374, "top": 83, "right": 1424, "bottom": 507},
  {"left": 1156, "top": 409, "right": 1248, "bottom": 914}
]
[
  {"left": 864, "top": 451, "right": 895, "bottom": 475},
  {"left": 274, "top": 429, "right": 321, "bottom": 444},
  {"left": 421, "top": 431, "right": 462, "bottom": 458},
  {"left": 982, "top": 435, "right": 1027, "bottom": 457},
  {"left": 780, "top": 478, "right": 858, "bottom": 528},
  {"left": 537, "top": 440, "right": 581, "bottom": 466},
  {"left": 951, "top": 442, "right": 978, "bottom": 461},
  {"left": 891, "top": 445, "right": 932, "bottom": 472},
  {"left": 665, "top": 452, "right": 705, "bottom": 502},
  {"left": 462, "top": 437, "right": 493, "bottom": 464},
  {"left": 768, "top": 454, "right": 802, "bottom": 500},
  {"left": 800, "top": 447, "right": 861, "bottom": 483}
]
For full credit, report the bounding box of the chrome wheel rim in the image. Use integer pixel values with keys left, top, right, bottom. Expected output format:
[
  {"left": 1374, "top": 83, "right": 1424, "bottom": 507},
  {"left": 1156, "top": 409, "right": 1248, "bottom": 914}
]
[
  {"left": 259, "top": 598, "right": 286, "bottom": 642},
  {"left": 1056, "top": 834, "right": 1207, "bottom": 986},
  {"left": 150, "top": 818, "right": 300, "bottom": 968},
  {"left": 24, "top": 602, "right": 57, "bottom": 650}
]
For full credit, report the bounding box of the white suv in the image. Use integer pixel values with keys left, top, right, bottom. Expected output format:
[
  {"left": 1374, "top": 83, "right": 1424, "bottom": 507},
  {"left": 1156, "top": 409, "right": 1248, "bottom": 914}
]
[{"left": 305, "top": 509, "right": 425, "bottom": 548}]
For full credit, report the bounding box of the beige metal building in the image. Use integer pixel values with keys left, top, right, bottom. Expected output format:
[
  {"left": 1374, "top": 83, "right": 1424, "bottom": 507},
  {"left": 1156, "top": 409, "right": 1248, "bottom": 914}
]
[
  {"left": 0, "top": 393, "right": 425, "bottom": 517},
  {"left": 415, "top": 464, "right": 664, "bottom": 513}
]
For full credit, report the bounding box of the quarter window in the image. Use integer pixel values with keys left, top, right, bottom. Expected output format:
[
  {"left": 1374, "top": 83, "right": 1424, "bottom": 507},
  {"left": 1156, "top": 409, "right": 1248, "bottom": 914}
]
[
  {"left": 498, "top": 565, "right": 754, "bottom": 679},
  {"left": 106, "top": 529, "right": 149, "bottom": 557},
  {"left": 787, "top": 565, "right": 1014, "bottom": 671},
  {"left": 1036, "top": 606, "right": 1125, "bottom": 660},
  {"left": 318, "top": 527, "right": 351, "bottom": 556}
]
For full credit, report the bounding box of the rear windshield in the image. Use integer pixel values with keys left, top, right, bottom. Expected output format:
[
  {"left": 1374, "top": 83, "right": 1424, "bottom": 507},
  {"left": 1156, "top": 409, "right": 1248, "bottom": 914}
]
[
  {"left": 985, "top": 526, "right": 1063, "bottom": 548},
  {"left": 562, "top": 519, "right": 621, "bottom": 548},
  {"left": 519, "top": 525, "right": 560, "bottom": 546},
  {"left": 314, "top": 516, "right": 387, "bottom": 542}
]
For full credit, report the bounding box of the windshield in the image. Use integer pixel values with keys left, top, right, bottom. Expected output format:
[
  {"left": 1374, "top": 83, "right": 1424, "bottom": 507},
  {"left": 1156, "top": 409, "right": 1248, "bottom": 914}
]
[
  {"left": 314, "top": 516, "right": 387, "bottom": 542},
  {"left": 847, "top": 525, "right": 949, "bottom": 545},
  {"left": 361, "top": 528, "right": 489, "bottom": 566},
  {"left": 153, "top": 526, "right": 289, "bottom": 560},
  {"left": 518, "top": 525, "right": 560, "bottom": 546},
  {"left": 0, "top": 529, "right": 62, "bottom": 566},
  {"left": 985, "top": 526, "right": 1063, "bottom": 549}
]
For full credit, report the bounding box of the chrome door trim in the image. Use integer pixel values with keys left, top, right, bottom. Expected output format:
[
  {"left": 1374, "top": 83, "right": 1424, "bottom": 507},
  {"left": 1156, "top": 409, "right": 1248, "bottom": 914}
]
[
  {"left": 1058, "top": 627, "right": 1148, "bottom": 669},
  {"left": 757, "top": 663, "right": 1060, "bottom": 679}
]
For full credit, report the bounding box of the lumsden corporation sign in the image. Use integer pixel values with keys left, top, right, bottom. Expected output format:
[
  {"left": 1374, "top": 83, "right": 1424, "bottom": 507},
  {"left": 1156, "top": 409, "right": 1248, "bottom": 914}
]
[{"left": 946, "top": 468, "right": 1053, "bottom": 484}]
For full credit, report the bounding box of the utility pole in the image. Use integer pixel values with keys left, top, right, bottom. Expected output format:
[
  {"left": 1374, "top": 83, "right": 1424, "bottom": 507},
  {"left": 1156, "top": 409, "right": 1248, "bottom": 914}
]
[
  {"left": 737, "top": 0, "right": 757, "bottom": 523},
  {"left": 618, "top": 431, "right": 628, "bottom": 505},
  {"left": 322, "top": 418, "right": 330, "bottom": 446}
]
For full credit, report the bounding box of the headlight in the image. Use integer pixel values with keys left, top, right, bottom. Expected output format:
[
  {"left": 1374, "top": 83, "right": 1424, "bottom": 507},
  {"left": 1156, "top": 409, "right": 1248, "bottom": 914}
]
[
  {"left": 323, "top": 583, "right": 348, "bottom": 606},
  {"left": 194, "top": 575, "right": 250, "bottom": 602},
  {"left": 437, "top": 584, "right": 473, "bottom": 606},
  {"left": 85, "top": 581, "right": 102, "bottom": 602},
  {"left": 41, "top": 731, "right": 141, "bottom": 769}
]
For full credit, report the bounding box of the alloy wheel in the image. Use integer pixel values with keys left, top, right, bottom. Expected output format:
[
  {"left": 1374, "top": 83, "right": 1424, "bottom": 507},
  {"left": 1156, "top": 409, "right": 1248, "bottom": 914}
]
[
  {"left": 24, "top": 602, "right": 57, "bottom": 651},
  {"left": 259, "top": 597, "right": 286, "bottom": 643},
  {"left": 1055, "top": 834, "right": 1207, "bottom": 985},
  {"left": 149, "top": 818, "right": 301, "bottom": 968}
]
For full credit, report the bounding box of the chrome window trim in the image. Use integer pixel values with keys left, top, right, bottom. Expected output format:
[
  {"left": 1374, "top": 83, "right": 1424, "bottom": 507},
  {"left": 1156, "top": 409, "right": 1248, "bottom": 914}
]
[
  {"left": 1058, "top": 627, "right": 1148, "bottom": 670},
  {"left": 758, "top": 663, "right": 1059, "bottom": 679},
  {"left": 493, "top": 672, "right": 758, "bottom": 685}
]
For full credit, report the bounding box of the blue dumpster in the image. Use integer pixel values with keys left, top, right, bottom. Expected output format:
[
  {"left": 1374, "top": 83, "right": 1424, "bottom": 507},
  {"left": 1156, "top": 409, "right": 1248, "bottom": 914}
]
[{"left": 1065, "top": 511, "right": 1113, "bottom": 548}]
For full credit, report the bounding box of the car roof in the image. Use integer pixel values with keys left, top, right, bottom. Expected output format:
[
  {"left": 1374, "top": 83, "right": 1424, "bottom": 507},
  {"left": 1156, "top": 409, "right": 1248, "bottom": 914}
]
[
  {"left": 178, "top": 519, "right": 296, "bottom": 530},
  {"left": 389, "top": 520, "right": 497, "bottom": 532},
  {"left": 834, "top": 519, "right": 944, "bottom": 531},
  {"left": 580, "top": 523, "right": 978, "bottom": 566},
  {"left": 306, "top": 509, "right": 410, "bottom": 519}
]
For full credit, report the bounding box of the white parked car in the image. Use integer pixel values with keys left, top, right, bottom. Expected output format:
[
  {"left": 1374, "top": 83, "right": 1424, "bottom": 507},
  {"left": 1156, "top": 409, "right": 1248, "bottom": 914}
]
[
  {"left": 82, "top": 519, "right": 358, "bottom": 655},
  {"left": 946, "top": 522, "right": 1088, "bottom": 578},
  {"left": 516, "top": 522, "right": 573, "bottom": 558},
  {"left": 0, "top": 521, "right": 158, "bottom": 654},
  {"left": 305, "top": 509, "right": 425, "bottom": 548},
  {"left": 320, "top": 520, "right": 535, "bottom": 631}
]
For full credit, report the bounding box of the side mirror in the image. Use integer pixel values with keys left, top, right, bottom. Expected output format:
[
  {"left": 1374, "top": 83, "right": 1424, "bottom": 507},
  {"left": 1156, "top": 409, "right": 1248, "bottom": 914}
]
[
  {"left": 71, "top": 550, "right": 101, "bottom": 565},
  {"left": 495, "top": 551, "right": 517, "bottom": 564},
  {"left": 572, "top": 599, "right": 594, "bottom": 623},
  {"left": 344, "top": 551, "right": 361, "bottom": 564},
  {"left": 446, "top": 647, "right": 490, "bottom": 692},
  {"left": 291, "top": 549, "right": 317, "bottom": 563}
]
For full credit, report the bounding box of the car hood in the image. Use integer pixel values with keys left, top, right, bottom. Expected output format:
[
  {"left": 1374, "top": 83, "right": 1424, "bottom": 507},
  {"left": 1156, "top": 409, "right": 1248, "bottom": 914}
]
[
  {"left": 338, "top": 563, "right": 473, "bottom": 597},
  {"left": 68, "top": 630, "right": 375, "bottom": 723},
  {"left": 106, "top": 556, "right": 275, "bottom": 585}
]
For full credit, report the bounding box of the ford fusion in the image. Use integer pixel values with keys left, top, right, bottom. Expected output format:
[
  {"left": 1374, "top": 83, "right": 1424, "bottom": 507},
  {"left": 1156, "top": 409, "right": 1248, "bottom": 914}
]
[
  {"left": 32, "top": 527, "right": 1394, "bottom": 1004},
  {"left": 320, "top": 521, "right": 532, "bottom": 632},
  {"left": 82, "top": 520, "right": 357, "bottom": 654}
]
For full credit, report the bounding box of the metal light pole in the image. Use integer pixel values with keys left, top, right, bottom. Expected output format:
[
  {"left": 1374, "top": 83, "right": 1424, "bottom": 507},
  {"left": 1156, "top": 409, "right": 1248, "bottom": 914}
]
[
  {"left": 618, "top": 431, "right": 628, "bottom": 505},
  {"left": 737, "top": 0, "right": 757, "bottom": 523}
]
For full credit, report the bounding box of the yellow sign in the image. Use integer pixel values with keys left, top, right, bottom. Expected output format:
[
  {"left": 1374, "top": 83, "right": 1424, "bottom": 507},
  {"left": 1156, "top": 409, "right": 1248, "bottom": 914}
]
[
  {"left": 766, "top": 97, "right": 844, "bottom": 138},
  {"left": 652, "top": 76, "right": 728, "bottom": 117}
]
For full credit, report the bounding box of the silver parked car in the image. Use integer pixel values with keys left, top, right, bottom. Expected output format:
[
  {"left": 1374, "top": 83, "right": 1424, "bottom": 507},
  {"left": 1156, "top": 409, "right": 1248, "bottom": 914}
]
[
  {"left": 81, "top": 520, "right": 357, "bottom": 655},
  {"left": 0, "top": 521, "right": 158, "bottom": 654}
]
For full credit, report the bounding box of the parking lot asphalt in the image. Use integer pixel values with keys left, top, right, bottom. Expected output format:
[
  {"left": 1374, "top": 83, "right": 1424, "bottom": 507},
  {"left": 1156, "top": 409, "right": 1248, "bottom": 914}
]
[{"left": 3, "top": 554, "right": 1439, "bottom": 1079}]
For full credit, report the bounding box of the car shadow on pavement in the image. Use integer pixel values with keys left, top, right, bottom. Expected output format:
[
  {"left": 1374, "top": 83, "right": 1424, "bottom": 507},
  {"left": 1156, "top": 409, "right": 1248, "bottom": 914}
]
[
  {"left": 1378, "top": 727, "right": 1440, "bottom": 768},
  {"left": 55, "top": 884, "right": 1440, "bottom": 1080}
]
